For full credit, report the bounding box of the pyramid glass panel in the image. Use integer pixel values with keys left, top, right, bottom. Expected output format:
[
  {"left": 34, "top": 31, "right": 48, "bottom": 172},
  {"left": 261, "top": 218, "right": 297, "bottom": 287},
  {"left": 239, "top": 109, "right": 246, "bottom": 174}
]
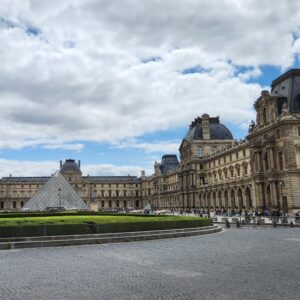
[{"left": 23, "top": 171, "right": 89, "bottom": 211}]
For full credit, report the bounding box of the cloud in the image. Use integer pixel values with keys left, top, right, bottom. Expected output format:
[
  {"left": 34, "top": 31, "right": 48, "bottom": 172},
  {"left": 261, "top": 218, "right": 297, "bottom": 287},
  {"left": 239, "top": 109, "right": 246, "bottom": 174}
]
[
  {"left": 0, "top": 159, "right": 149, "bottom": 177},
  {"left": 0, "top": 0, "right": 299, "bottom": 151},
  {"left": 112, "top": 139, "right": 181, "bottom": 154}
]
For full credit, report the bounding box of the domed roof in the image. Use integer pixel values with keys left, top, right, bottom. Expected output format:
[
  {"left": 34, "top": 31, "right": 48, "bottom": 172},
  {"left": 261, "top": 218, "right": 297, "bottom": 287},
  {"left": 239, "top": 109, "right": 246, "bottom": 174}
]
[
  {"left": 184, "top": 115, "right": 233, "bottom": 143},
  {"left": 60, "top": 159, "right": 81, "bottom": 173}
]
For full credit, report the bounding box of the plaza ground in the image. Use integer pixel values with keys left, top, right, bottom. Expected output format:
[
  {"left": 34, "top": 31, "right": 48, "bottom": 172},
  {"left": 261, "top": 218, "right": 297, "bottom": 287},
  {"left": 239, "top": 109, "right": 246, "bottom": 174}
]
[{"left": 0, "top": 227, "right": 299, "bottom": 300}]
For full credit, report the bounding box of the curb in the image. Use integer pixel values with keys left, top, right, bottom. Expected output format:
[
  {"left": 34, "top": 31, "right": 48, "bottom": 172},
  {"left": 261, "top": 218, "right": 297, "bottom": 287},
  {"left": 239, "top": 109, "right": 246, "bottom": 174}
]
[
  {"left": 0, "top": 225, "right": 222, "bottom": 250},
  {"left": 214, "top": 221, "right": 300, "bottom": 227}
]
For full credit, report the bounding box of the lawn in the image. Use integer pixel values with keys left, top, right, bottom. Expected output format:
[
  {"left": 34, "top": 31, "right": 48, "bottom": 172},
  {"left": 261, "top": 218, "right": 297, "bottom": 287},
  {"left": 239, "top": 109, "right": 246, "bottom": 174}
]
[{"left": 0, "top": 215, "right": 206, "bottom": 227}]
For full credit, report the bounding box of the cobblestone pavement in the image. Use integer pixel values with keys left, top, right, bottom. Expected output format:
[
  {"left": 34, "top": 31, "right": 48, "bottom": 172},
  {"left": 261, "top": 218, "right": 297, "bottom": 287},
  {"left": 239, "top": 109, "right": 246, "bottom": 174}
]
[{"left": 0, "top": 227, "right": 300, "bottom": 300}]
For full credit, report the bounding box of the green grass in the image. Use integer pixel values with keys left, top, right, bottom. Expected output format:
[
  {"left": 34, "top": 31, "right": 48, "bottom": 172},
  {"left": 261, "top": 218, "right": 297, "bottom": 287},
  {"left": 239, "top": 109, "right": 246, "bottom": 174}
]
[{"left": 0, "top": 215, "right": 206, "bottom": 227}]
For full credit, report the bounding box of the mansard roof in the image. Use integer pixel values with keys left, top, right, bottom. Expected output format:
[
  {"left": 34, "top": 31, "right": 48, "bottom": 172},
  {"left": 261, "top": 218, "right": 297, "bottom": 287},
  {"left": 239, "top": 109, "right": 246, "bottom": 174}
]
[
  {"left": 83, "top": 176, "right": 140, "bottom": 183},
  {"left": 0, "top": 177, "right": 50, "bottom": 183},
  {"left": 183, "top": 115, "right": 233, "bottom": 143}
]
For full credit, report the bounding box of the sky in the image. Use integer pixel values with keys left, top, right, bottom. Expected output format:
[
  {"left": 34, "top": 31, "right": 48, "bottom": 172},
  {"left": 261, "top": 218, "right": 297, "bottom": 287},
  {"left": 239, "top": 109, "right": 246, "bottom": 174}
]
[{"left": 1, "top": 0, "right": 300, "bottom": 177}]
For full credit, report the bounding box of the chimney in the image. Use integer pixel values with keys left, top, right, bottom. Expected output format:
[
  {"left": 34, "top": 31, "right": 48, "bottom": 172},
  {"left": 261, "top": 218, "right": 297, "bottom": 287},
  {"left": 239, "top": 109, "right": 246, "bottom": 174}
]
[
  {"left": 201, "top": 113, "right": 210, "bottom": 140},
  {"left": 78, "top": 160, "right": 81, "bottom": 169}
]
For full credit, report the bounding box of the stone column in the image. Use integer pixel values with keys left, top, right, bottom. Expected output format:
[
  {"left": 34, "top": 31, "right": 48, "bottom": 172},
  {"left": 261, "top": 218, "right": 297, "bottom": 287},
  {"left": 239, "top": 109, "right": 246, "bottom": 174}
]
[{"left": 271, "top": 182, "right": 278, "bottom": 208}]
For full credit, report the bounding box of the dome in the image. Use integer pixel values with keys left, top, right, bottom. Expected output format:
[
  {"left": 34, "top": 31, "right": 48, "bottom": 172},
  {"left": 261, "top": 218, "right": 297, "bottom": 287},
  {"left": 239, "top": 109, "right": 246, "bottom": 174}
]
[
  {"left": 184, "top": 115, "right": 233, "bottom": 143},
  {"left": 60, "top": 159, "right": 81, "bottom": 173}
]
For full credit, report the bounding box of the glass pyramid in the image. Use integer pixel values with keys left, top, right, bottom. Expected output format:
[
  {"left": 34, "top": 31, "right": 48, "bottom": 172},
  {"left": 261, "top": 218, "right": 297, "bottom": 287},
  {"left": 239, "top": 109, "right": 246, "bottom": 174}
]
[{"left": 23, "top": 171, "right": 89, "bottom": 211}]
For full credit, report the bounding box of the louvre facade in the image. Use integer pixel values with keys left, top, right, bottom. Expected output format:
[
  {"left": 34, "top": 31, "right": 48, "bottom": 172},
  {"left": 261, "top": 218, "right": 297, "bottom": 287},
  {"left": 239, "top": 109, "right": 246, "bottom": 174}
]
[{"left": 1, "top": 69, "right": 300, "bottom": 213}]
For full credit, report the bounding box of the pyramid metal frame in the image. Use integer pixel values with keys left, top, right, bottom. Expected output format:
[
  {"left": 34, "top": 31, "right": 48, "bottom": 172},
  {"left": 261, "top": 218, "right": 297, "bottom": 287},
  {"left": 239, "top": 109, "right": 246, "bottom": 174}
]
[{"left": 23, "top": 171, "right": 89, "bottom": 211}]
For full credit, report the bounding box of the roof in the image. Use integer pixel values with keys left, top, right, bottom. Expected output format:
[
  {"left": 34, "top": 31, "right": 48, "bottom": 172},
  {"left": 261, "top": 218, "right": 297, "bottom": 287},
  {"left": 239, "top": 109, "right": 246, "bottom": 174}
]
[
  {"left": 83, "top": 176, "right": 140, "bottom": 183},
  {"left": 0, "top": 177, "right": 50, "bottom": 183},
  {"left": 271, "top": 69, "right": 300, "bottom": 88},
  {"left": 184, "top": 115, "right": 233, "bottom": 143},
  {"left": 160, "top": 155, "right": 179, "bottom": 174},
  {"left": 60, "top": 159, "right": 81, "bottom": 173}
]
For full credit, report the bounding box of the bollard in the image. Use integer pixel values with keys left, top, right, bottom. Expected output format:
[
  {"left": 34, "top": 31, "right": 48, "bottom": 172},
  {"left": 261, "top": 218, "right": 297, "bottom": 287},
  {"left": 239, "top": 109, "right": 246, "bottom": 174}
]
[
  {"left": 272, "top": 219, "right": 277, "bottom": 227},
  {"left": 236, "top": 220, "right": 240, "bottom": 228},
  {"left": 225, "top": 219, "right": 230, "bottom": 228},
  {"left": 290, "top": 221, "right": 295, "bottom": 228}
]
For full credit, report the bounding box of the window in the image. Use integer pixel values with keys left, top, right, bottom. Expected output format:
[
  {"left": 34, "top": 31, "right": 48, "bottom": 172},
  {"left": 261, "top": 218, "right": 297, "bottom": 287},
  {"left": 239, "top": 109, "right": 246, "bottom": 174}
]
[
  {"left": 224, "top": 157, "right": 226, "bottom": 163},
  {"left": 21, "top": 201, "right": 24, "bottom": 207},
  {"left": 116, "top": 200, "right": 119, "bottom": 208},
  {"left": 124, "top": 200, "right": 127, "bottom": 208},
  {"left": 236, "top": 152, "right": 239, "bottom": 159},
  {"left": 243, "top": 150, "right": 246, "bottom": 157},
  {"left": 264, "top": 152, "right": 269, "bottom": 170},
  {"left": 244, "top": 165, "right": 248, "bottom": 175},
  {"left": 0, "top": 201, "right": 3, "bottom": 209},
  {"left": 230, "top": 155, "right": 232, "bottom": 162},
  {"left": 101, "top": 201, "right": 104, "bottom": 208},
  {"left": 13, "top": 201, "right": 17, "bottom": 209},
  {"left": 197, "top": 147, "right": 204, "bottom": 158},
  {"left": 108, "top": 200, "right": 112, "bottom": 207},
  {"left": 277, "top": 129, "right": 281, "bottom": 138}
]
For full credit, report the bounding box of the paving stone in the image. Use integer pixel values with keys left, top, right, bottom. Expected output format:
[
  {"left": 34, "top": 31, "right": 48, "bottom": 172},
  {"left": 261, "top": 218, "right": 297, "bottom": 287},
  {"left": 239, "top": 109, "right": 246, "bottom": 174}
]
[{"left": 0, "top": 227, "right": 299, "bottom": 300}]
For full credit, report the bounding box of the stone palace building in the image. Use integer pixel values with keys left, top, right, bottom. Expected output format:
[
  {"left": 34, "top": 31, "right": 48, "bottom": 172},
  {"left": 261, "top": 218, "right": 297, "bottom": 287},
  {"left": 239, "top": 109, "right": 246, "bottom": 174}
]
[{"left": 1, "top": 69, "right": 300, "bottom": 213}]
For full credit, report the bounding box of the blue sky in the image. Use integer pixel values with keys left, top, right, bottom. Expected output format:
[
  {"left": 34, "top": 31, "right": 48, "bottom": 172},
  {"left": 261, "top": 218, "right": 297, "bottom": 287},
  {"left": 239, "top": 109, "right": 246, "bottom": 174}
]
[{"left": 0, "top": 0, "right": 300, "bottom": 177}]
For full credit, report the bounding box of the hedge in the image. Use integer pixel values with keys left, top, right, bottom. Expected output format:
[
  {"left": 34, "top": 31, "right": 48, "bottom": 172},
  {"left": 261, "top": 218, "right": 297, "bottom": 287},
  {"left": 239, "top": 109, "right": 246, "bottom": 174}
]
[
  {"left": 0, "top": 218, "right": 212, "bottom": 238},
  {"left": 0, "top": 211, "right": 173, "bottom": 219}
]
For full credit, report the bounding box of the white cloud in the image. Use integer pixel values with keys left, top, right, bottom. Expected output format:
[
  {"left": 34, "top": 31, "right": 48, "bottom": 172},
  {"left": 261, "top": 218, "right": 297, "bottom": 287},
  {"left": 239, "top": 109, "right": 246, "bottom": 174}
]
[
  {"left": 0, "top": 159, "right": 149, "bottom": 177},
  {"left": 0, "top": 0, "right": 299, "bottom": 151},
  {"left": 0, "top": 159, "right": 58, "bottom": 177},
  {"left": 112, "top": 139, "right": 180, "bottom": 154},
  {"left": 82, "top": 163, "right": 150, "bottom": 177}
]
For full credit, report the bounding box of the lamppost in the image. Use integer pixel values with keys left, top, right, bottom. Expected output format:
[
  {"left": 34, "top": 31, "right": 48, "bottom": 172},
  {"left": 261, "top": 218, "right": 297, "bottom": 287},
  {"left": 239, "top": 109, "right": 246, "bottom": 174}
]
[
  {"left": 58, "top": 187, "right": 62, "bottom": 210},
  {"left": 279, "top": 181, "right": 284, "bottom": 210}
]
